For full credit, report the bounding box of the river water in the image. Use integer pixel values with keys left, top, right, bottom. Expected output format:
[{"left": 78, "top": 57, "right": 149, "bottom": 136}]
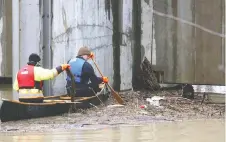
[
  {"left": 0, "top": 85, "right": 225, "bottom": 142},
  {"left": 0, "top": 84, "right": 12, "bottom": 100},
  {"left": 0, "top": 119, "right": 224, "bottom": 142}
]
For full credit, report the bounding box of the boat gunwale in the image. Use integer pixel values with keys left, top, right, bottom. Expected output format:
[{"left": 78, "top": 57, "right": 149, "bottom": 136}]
[{"left": 1, "top": 83, "right": 109, "bottom": 106}]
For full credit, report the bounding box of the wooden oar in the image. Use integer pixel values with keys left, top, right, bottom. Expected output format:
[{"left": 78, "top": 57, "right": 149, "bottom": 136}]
[
  {"left": 91, "top": 58, "right": 125, "bottom": 105},
  {"left": 66, "top": 68, "right": 76, "bottom": 102}
]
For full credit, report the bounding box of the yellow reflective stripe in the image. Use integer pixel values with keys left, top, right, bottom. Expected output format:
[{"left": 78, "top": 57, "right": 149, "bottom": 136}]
[
  {"left": 19, "top": 93, "right": 44, "bottom": 99},
  {"left": 19, "top": 89, "right": 43, "bottom": 94},
  {"left": 13, "top": 74, "right": 19, "bottom": 91}
]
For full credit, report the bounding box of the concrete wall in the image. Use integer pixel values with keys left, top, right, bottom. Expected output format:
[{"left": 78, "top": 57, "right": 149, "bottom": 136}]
[
  {"left": 51, "top": 0, "right": 114, "bottom": 95},
  {"left": 19, "top": 0, "right": 42, "bottom": 66},
  {"left": 176, "top": 0, "right": 195, "bottom": 83},
  {"left": 153, "top": 0, "right": 170, "bottom": 75},
  {"left": 194, "top": 0, "right": 225, "bottom": 85},
  {"left": 141, "top": 0, "right": 155, "bottom": 63},
  {"left": 0, "top": 0, "right": 12, "bottom": 77},
  {"left": 0, "top": 0, "right": 41, "bottom": 77},
  {"left": 153, "top": 0, "right": 225, "bottom": 85},
  {"left": 120, "top": 0, "right": 133, "bottom": 90},
  {"left": 50, "top": 0, "right": 157, "bottom": 93},
  {"left": 0, "top": 0, "right": 224, "bottom": 93}
]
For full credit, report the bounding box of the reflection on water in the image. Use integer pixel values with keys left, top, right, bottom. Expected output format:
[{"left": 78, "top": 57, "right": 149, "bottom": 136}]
[
  {"left": 0, "top": 84, "right": 12, "bottom": 100},
  {"left": 0, "top": 119, "right": 224, "bottom": 142}
]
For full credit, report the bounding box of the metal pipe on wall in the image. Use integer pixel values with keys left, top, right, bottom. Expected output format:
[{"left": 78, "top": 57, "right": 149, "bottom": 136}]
[
  {"left": 12, "top": 0, "right": 19, "bottom": 101},
  {"left": 42, "top": 0, "right": 52, "bottom": 96}
]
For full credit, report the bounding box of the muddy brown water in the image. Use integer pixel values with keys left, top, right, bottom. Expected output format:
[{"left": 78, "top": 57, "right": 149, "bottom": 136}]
[
  {"left": 0, "top": 119, "right": 224, "bottom": 142},
  {"left": 0, "top": 85, "right": 225, "bottom": 142}
]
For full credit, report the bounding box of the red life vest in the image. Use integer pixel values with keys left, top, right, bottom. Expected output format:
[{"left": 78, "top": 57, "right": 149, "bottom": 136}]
[{"left": 17, "top": 65, "right": 43, "bottom": 89}]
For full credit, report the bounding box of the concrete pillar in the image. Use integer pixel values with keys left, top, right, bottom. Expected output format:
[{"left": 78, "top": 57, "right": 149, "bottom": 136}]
[
  {"left": 19, "top": 0, "right": 41, "bottom": 66},
  {"left": 0, "top": 0, "right": 12, "bottom": 78},
  {"left": 141, "top": 0, "right": 154, "bottom": 62},
  {"left": 12, "top": 0, "right": 19, "bottom": 101},
  {"left": 224, "top": 0, "right": 226, "bottom": 85},
  {"left": 195, "top": 0, "right": 224, "bottom": 85},
  {"left": 120, "top": 0, "right": 133, "bottom": 91},
  {"left": 132, "top": 0, "right": 142, "bottom": 90},
  {"left": 176, "top": 0, "right": 195, "bottom": 83},
  {"left": 42, "top": 0, "right": 52, "bottom": 96}
]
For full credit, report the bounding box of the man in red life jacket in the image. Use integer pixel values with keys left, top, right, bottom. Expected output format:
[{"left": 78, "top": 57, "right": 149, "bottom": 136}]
[{"left": 13, "top": 53, "right": 70, "bottom": 102}]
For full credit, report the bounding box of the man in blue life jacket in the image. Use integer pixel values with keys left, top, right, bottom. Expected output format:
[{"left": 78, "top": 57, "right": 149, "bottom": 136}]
[{"left": 66, "top": 46, "right": 109, "bottom": 97}]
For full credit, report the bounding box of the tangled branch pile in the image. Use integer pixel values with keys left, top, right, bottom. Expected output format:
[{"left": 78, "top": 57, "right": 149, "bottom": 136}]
[{"left": 137, "top": 57, "right": 160, "bottom": 91}]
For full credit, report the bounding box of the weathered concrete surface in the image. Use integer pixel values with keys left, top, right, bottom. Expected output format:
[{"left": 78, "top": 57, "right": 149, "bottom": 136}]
[
  {"left": 153, "top": 0, "right": 180, "bottom": 82},
  {"left": 19, "top": 0, "right": 41, "bottom": 66},
  {"left": 51, "top": 0, "right": 114, "bottom": 95},
  {"left": 141, "top": 0, "right": 155, "bottom": 63},
  {"left": 164, "top": 0, "right": 176, "bottom": 82},
  {"left": 153, "top": 0, "right": 225, "bottom": 85},
  {"left": 0, "top": 0, "right": 225, "bottom": 95},
  {"left": 120, "top": 0, "right": 133, "bottom": 90},
  {"left": 153, "top": 0, "right": 168, "bottom": 73},
  {"left": 176, "top": 0, "right": 195, "bottom": 83},
  {"left": 0, "top": 0, "right": 4, "bottom": 77},
  {"left": 51, "top": 0, "right": 156, "bottom": 93},
  {"left": 0, "top": 0, "right": 12, "bottom": 77},
  {"left": 194, "top": 0, "right": 225, "bottom": 85},
  {"left": 0, "top": 0, "right": 41, "bottom": 77}
]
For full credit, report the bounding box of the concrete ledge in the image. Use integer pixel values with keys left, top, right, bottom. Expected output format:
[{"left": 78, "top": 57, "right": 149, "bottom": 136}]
[
  {"left": 206, "top": 93, "right": 225, "bottom": 104},
  {"left": 0, "top": 77, "right": 12, "bottom": 84},
  {"left": 151, "top": 65, "right": 165, "bottom": 72}
]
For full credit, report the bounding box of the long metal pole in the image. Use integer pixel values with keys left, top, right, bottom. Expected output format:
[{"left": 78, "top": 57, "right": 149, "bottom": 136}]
[
  {"left": 42, "top": 0, "right": 52, "bottom": 96},
  {"left": 12, "top": 0, "right": 19, "bottom": 101}
]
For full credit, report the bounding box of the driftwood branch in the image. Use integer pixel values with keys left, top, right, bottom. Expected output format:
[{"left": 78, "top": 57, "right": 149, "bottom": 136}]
[{"left": 136, "top": 57, "right": 160, "bottom": 91}]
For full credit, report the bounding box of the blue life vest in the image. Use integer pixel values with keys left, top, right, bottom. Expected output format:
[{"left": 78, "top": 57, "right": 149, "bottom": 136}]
[{"left": 66, "top": 57, "right": 85, "bottom": 83}]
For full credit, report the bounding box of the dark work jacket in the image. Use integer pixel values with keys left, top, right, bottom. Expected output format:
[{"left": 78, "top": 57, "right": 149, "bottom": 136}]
[{"left": 66, "top": 56, "right": 102, "bottom": 95}]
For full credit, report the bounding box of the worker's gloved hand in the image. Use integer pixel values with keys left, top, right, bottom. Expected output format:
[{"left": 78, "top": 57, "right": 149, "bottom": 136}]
[
  {"left": 89, "top": 52, "right": 94, "bottom": 59},
  {"left": 102, "top": 76, "right": 109, "bottom": 83},
  {"left": 61, "top": 64, "right": 70, "bottom": 70}
]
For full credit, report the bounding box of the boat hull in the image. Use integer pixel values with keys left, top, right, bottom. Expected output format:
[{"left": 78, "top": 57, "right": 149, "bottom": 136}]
[
  {"left": 0, "top": 84, "right": 110, "bottom": 122},
  {"left": 0, "top": 101, "right": 71, "bottom": 122}
]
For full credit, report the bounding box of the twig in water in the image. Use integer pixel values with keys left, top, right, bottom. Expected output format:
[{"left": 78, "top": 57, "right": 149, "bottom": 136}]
[
  {"left": 201, "top": 93, "right": 207, "bottom": 105},
  {"left": 89, "top": 103, "right": 98, "bottom": 109},
  {"left": 137, "top": 98, "right": 139, "bottom": 108},
  {"left": 90, "top": 88, "right": 105, "bottom": 106}
]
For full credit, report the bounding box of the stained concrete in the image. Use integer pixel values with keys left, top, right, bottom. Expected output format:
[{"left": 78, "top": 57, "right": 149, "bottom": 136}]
[
  {"left": 51, "top": 0, "right": 114, "bottom": 95},
  {"left": 119, "top": 0, "right": 133, "bottom": 91},
  {"left": 153, "top": 0, "right": 225, "bottom": 85},
  {"left": 19, "top": 0, "right": 41, "bottom": 66},
  {"left": 0, "top": 0, "right": 12, "bottom": 77},
  {"left": 141, "top": 0, "right": 155, "bottom": 63}
]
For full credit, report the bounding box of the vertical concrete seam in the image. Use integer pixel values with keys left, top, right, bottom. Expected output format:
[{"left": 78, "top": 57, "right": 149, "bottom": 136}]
[
  {"left": 111, "top": 0, "right": 121, "bottom": 91},
  {"left": 132, "top": 0, "right": 142, "bottom": 89}
]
